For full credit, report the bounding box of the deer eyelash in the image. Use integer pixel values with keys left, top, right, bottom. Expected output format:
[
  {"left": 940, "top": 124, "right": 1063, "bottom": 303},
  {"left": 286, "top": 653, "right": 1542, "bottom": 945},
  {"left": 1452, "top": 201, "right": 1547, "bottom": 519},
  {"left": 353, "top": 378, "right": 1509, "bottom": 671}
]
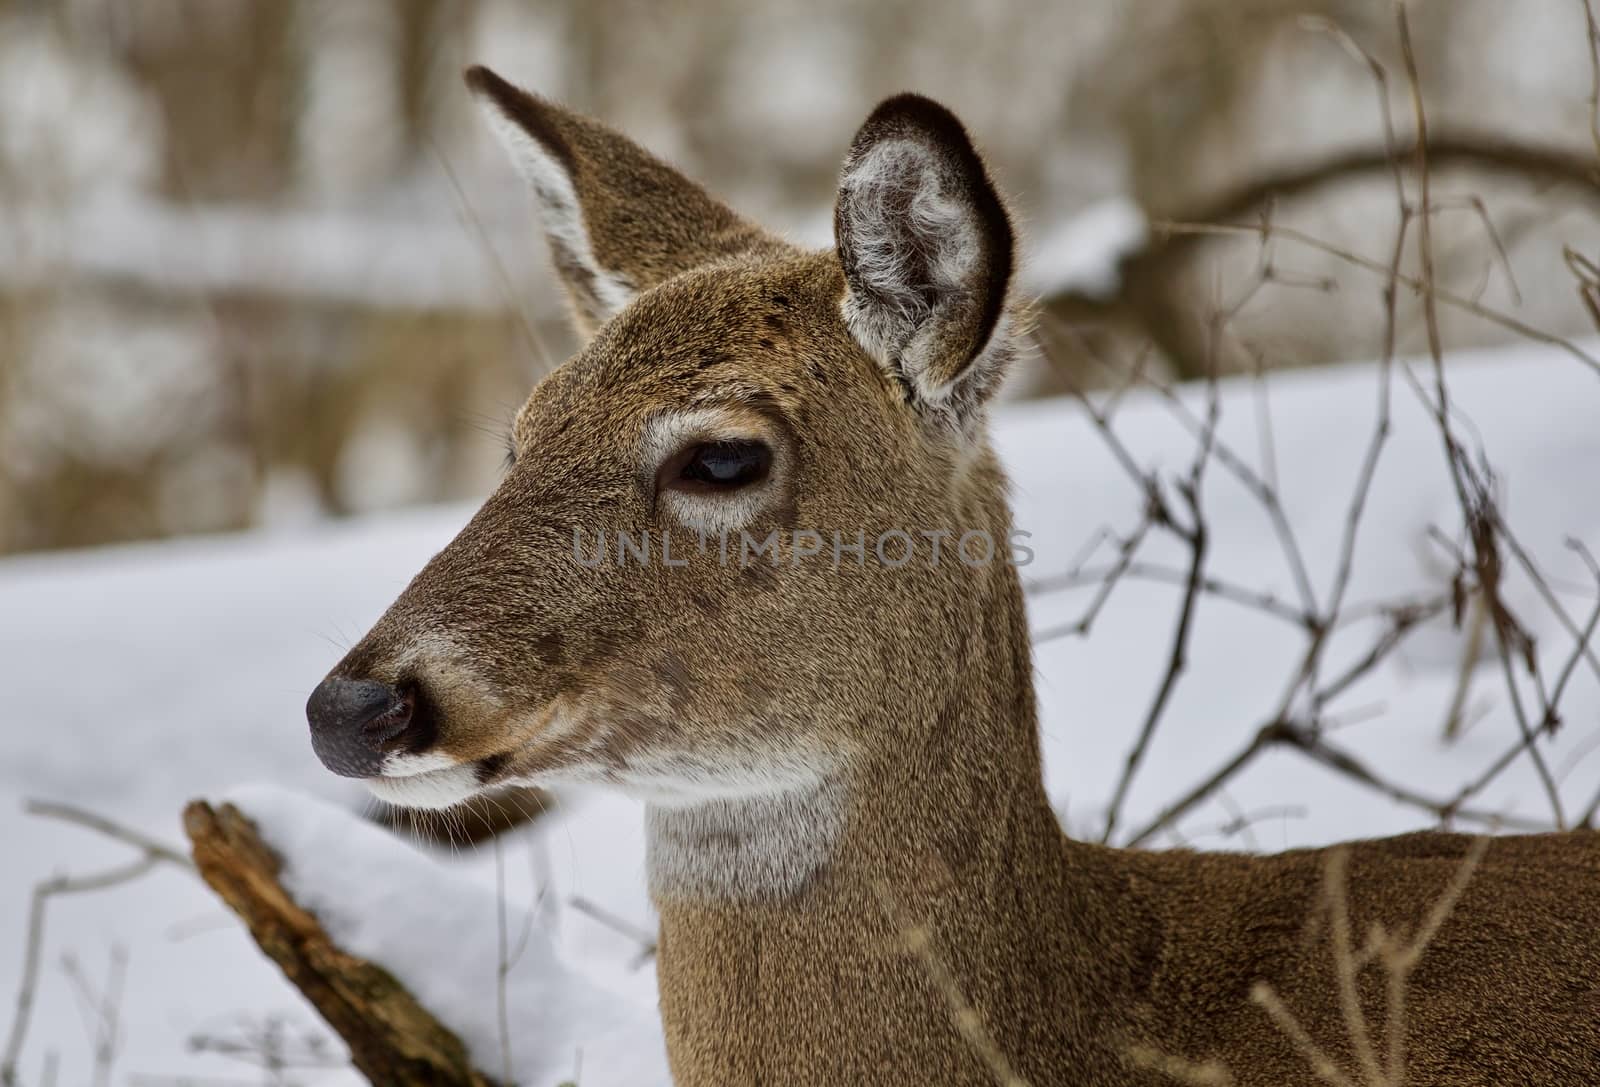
[{"left": 501, "top": 431, "right": 518, "bottom": 471}]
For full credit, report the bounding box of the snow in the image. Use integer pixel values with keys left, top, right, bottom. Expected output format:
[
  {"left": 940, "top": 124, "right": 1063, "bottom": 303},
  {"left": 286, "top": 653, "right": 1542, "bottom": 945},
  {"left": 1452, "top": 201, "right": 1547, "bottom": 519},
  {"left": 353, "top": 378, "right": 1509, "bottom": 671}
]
[
  {"left": 1, "top": 338, "right": 1597, "bottom": 1083},
  {"left": 229, "top": 785, "right": 668, "bottom": 1086}
]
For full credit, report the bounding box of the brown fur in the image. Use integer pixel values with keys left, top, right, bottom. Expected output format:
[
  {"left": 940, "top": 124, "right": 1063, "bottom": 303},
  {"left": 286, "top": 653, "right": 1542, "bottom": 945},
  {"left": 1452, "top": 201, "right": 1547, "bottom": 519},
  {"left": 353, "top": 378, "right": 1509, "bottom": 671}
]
[{"left": 317, "top": 70, "right": 1600, "bottom": 1085}]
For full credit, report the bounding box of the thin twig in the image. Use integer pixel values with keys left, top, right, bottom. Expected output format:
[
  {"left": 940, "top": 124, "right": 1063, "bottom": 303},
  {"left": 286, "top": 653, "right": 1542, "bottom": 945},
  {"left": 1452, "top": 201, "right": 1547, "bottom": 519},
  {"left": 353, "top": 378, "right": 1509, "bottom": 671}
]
[
  {"left": 1280, "top": 720, "right": 1544, "bottom": 832},
  {"left": 1581, "top": 780, "right": 1600, "bottom": 827},
  {"left": 1490, "top": 512, "right": 1600, "bottom": 689},
  {"left": 1545, "top": 542, "right": 1600, "bottom": 720},
  {"left": 1028, "top": 560, "right": 1307, "bottom": 628},
  {"left": 567, "top": 896, "right": 658, "bottom": 970},
  {"left": 85, "top": 946, "right": 127, "bottom": 1087},
  {"left": 3, "top": 803, "right": 191, "bottom": 1086},
  {"left": 1029, "top": 520, "right": 1154, "bottom": 640},
  {"left": 1579, "top": 0, "right": 1600, "bottom": 166},
  {"left": 1317, "top": 599, "right": 1450, "bottom": 708},
  {"left": 1251, "top": 981, "right": 1357, "bottom": 1087},
  {"left": 1440, "top": 592, "right": 1488, "bottom": 742},
  {"left": 24, "top": 799, "right": 193, "bottom": 869},
  {"left": 1, "top": 859, "right": 159, "bottom": 1087},
  {"left": 429, "top": 140, "right": 558, "bottom": 379},
  {"left": 1422, "top": 195, "right": 1522, "bottom": 304},
  {"left": 1126, "top": 718, "right": 1547, "bottom": 848},
  {"left": 1322, "top": 850, "right": 1384, "bottom": 1086},
  {"left": 1142, "top": 374, "right": 1320, "bottom": 617},
  {"left": 493, "top": 837, "right": 515, "bottom": 1087},
  {"left": 1399, "top": 0, "right": 1567, "bottom": 828},
  {"left": 872, "top": 884, "right": 1030, "bottom": 1087},
  {"left": 1101, "top": 485, "right": 1209, "bottom": 843},
  {"left": 1149, "top": 220, "right": 1600, "bottom": 375}
]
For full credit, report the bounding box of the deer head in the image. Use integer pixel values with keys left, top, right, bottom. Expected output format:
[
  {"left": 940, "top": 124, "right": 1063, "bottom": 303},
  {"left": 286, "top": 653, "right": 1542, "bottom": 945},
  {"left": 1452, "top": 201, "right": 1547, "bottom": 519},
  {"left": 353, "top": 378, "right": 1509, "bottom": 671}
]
[{"left": 306, "top": 68, "right": 1027, "bottom": 892}]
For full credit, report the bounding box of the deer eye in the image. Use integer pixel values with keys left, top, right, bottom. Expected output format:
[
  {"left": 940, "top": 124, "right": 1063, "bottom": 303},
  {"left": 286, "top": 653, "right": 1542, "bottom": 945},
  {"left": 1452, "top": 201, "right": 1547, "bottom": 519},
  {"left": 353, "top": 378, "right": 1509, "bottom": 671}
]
[{"left": 674, "top": 440, "right": 772, "bottom": 490}]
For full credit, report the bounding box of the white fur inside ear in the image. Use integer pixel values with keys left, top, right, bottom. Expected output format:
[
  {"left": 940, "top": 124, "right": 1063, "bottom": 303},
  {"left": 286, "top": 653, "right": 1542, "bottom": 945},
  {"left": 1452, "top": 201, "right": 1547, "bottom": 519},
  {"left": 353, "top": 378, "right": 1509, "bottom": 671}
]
[
  {"left": 476, "top": 102, "right": 634, "bottom": 321},
  {"left": 838, "top": 139, "right": 1002, "bottom": 411}
]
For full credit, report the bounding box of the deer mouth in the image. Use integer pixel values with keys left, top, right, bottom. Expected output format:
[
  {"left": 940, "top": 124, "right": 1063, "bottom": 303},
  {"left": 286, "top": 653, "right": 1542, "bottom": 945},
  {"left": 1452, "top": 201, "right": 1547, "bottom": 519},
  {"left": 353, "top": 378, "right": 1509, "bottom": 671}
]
[
  {"left": 365, "top": 754, "right": 491, "bottom": 811},
  {"left": 358, "top": 700, "right": 556, "bottom": 811}
]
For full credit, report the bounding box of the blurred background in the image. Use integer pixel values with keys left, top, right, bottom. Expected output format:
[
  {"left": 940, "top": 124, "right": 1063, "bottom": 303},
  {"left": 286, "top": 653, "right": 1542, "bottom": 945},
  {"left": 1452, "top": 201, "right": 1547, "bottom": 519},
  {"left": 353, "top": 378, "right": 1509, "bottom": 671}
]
[{"left": 3, "top": 0, "right": 1598, "bottom": 556}]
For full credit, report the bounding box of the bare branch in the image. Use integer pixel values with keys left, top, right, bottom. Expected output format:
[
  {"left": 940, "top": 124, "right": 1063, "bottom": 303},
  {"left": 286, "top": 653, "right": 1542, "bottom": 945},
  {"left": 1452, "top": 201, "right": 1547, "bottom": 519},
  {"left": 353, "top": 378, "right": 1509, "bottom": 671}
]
[
  {"left": 428, "top": 140, "right": 558, "bottom": 380},
  {"left": 1029, "top": 520, "right": 1155, "bottom": 641},
  {"left": 567, "top": 896, "right": 658, "bottom": 971},
  {"left": 1101, "top": 484, "right": 1209, "bottom": 843},
  {"left": 1321, "top": 850, "right": 1384, "bottom": 1086},
  {"left": 1140, "top": 376, "right": 1319, "bottom": 616},
  {"left": 1578, "top": 0, "right": 1600, "bottom": 166},
  {"left": 182, "top": 801, "right": 502, "bottom": 1085},
  {"left": 1250, "top": 981, "right": 1358, "bottom": 1087},
  {"left": 24, "top": 799, "right": 193, "bottom": 870},
  {"left": 2, "top": 861, "right": 160, "bottom": 1087},
  {"left": 872, "top": 884, "right": 1031, "bottom": 1087},
  {"left": 1150, "top": 220, "right": 1600, "bottom": 375},
  {"left": 2, "top": 801, "right": 193, "bottom": 1086},
  {"left": 493, "top": 837, "right": 515, "bottom": 1087},
  {"left": 1125, "top": 717, "right": 1549, "bottom": 849},
  {"left": 1028, "top": 560, "right": 1307, "bottom": 629}
]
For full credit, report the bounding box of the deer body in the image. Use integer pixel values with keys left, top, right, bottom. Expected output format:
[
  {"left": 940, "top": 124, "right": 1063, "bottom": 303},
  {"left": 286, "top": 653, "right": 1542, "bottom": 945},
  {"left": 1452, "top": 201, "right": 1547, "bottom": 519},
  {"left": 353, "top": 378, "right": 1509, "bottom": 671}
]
[{"left": 304, "top": 68, "right": 1600, "bottom": 1085}]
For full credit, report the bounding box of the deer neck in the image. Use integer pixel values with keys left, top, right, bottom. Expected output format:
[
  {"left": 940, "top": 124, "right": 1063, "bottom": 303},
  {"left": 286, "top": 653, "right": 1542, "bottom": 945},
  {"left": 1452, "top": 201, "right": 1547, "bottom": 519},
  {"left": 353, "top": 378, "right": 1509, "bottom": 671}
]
[{"left": 645, "top": 560, "right": 1154, "bottom": 1085}]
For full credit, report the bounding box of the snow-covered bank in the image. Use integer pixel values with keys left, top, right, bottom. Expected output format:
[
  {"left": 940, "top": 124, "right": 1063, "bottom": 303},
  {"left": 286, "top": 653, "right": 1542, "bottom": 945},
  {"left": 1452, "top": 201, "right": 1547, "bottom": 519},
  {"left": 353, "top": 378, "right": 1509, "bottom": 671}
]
[
  {"left": 229, "top": 785, "right": 669, "bottom": 1086},
  {"left": 2, "top": 339, "right": 1597, "bottom": 1083}
]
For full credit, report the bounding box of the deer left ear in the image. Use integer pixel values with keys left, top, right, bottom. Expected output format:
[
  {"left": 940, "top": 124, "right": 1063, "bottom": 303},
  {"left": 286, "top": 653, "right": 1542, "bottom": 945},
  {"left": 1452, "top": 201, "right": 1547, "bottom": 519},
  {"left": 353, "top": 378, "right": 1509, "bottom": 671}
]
[
  {"left": 835, "top": 94, "right": 1017, "bottom": 431},
  {"left": 465, "top": 65, "right": 779, "bottom": 341}
]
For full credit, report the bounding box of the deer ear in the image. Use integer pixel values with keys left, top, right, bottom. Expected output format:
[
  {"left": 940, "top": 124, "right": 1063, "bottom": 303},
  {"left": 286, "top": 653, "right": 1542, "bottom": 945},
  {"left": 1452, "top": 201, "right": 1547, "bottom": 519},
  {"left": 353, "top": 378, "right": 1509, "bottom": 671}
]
[
  {"left": 835, "top": 94, "right": 1017, "bottom": 430},
  {"left": 465, "top": 66, "right": 776, "bottom": 338}
]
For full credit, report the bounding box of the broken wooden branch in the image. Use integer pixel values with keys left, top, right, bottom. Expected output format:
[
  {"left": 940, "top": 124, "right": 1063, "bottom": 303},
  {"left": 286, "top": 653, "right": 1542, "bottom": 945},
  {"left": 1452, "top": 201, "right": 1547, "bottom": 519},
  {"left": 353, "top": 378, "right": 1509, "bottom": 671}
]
[{"left": 182, "top": 800, "right": 502, "bottom": 1087}]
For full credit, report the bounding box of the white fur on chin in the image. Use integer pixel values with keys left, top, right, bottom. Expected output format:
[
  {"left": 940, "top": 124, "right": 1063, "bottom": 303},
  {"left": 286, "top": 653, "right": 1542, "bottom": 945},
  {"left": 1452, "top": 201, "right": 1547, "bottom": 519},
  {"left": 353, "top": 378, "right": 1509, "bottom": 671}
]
[{"left": 365, "top": 764, "right": 480, "bottom": 811}]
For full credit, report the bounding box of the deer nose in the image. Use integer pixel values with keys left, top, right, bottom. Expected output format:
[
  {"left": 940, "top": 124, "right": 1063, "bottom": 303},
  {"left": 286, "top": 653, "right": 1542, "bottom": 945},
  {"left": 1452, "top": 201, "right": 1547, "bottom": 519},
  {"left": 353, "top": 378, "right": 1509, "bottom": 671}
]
[{"left": 306, "top": 677, "right": 422, "bottom": 778}]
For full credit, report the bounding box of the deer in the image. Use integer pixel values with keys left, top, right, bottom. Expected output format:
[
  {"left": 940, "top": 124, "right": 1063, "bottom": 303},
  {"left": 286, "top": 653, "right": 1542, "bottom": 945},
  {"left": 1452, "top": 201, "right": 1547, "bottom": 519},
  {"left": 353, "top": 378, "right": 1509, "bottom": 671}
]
[{"left": 304, "top": 65, "right": 1600, "bottom": 1086}]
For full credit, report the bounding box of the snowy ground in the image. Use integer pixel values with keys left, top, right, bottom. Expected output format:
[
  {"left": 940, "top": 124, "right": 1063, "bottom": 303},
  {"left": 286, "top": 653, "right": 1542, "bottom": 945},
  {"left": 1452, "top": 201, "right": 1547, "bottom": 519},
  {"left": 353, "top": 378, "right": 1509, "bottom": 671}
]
[{"left": 2, "top": 339, "right": 1597, "bottom": 1085}]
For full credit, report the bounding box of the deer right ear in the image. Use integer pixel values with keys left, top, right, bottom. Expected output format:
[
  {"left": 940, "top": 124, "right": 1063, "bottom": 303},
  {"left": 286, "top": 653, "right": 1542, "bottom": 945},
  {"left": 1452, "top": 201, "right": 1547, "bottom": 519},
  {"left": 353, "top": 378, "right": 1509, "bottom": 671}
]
[
  {"left": 835, "top": 95, "right": 1017, "bottom": 433},
  {"left": 465, "top": 66, "right": 775, "bottom": 339}
]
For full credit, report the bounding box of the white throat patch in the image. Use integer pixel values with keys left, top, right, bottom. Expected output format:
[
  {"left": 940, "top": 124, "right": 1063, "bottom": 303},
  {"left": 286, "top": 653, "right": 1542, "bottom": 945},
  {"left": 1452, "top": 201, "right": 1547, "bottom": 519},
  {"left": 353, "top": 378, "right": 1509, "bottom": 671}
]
[{"left": 645, "top": 776, "right": 845, "bottom": 902}]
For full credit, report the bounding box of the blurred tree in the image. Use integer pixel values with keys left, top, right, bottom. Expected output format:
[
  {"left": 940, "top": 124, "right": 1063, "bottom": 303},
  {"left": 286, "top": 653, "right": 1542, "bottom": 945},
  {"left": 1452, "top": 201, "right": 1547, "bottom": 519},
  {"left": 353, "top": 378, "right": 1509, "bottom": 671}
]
[{"left": 2, "top": 0, "right": 1597, "bottom": 553}]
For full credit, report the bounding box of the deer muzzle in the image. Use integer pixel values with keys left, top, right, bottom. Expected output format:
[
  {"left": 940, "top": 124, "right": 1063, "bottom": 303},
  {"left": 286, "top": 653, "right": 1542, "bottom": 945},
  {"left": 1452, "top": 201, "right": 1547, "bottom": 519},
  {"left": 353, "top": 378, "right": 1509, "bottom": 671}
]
[{"left": 305, "top": 676, "right": 433, "bottom": 778}]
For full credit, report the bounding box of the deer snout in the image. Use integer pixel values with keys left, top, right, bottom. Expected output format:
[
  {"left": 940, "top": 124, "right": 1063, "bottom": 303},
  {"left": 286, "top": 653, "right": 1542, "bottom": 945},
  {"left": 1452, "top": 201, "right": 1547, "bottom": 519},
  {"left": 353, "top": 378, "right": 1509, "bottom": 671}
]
[{"left": 306, "top": 676, "right": 432, "bottom": 778}]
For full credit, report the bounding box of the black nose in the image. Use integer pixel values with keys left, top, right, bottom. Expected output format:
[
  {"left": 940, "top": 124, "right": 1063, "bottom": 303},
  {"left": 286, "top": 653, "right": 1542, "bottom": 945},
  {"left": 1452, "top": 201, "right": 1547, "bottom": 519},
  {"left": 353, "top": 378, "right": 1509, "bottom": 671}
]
[{"left": 306, "top": 677, "right": 425, "bottom": 778}]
